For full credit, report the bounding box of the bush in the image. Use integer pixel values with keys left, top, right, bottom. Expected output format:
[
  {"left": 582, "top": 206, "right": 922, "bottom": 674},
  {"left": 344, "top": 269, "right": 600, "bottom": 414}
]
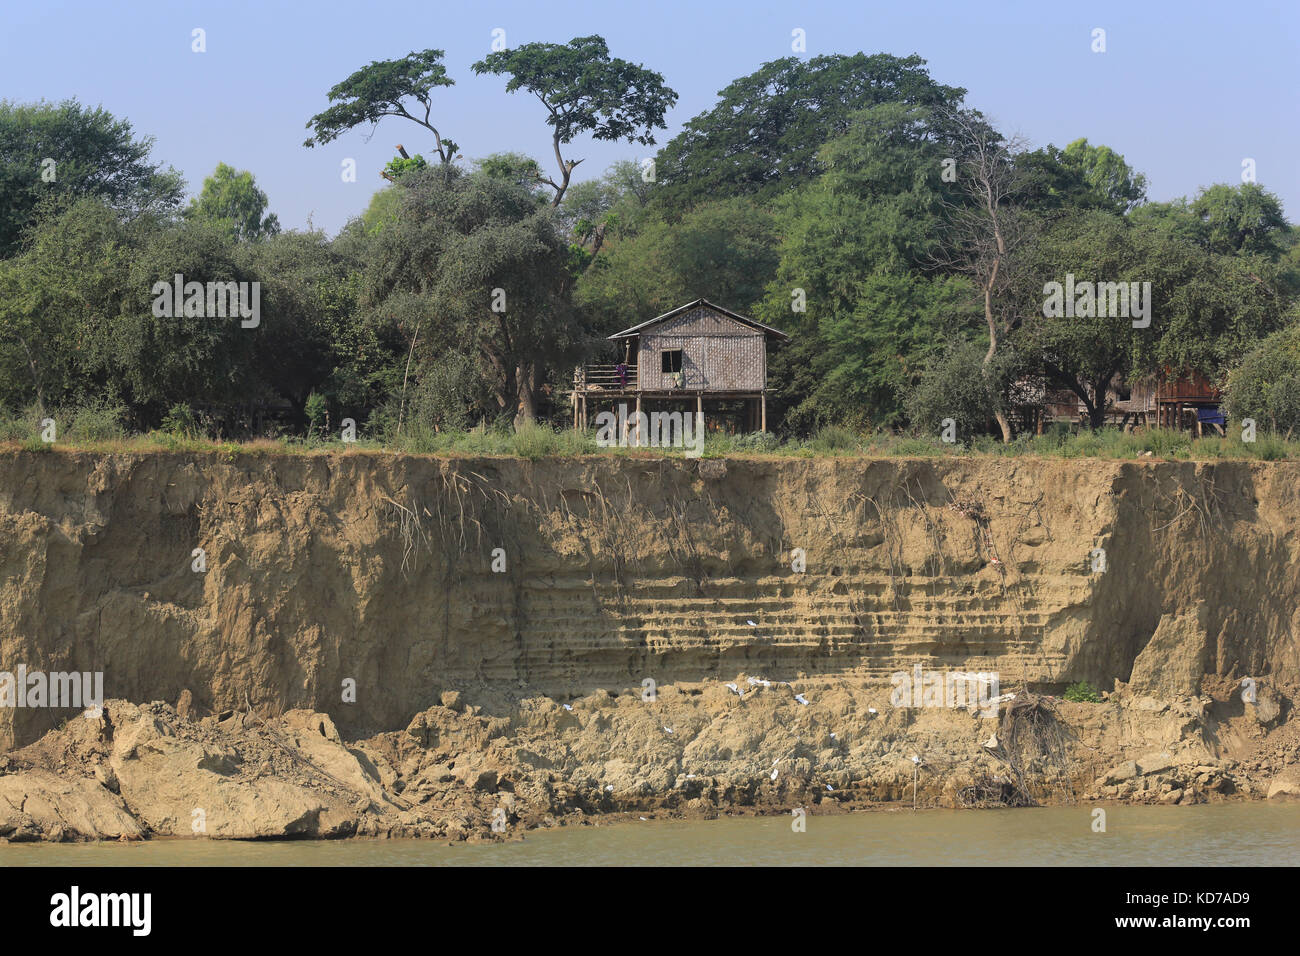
[
  {"left": 1224, "top": 326, "right": 1300, "bottom": 437},
  {"left": 304, "top": 392, "right": 328, "bottom": 436},
  {"left": 161, "top": 403, "right": 200, "bottom": 438},
  {"left": 67, "top": 402, "right": 127, "bottom": 442},
  {"left": 904, "top": 339, "right": 1009, "bottom": 442},
  {"left": 1064, "top": 680, "right": 1102, "bottom": 703},
  {"left": 807, "top": 424, "right": 860, "bottom": 454}
]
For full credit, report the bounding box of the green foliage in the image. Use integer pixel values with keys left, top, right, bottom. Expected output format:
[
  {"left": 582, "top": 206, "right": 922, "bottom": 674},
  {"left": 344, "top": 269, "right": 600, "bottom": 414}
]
[
  {"left": 1063, "top": 681, "right": 1102, "bottom": 703},
  {"left": 183, "top": 162, "right": 280, "bottom": 241},
  {"left": 904, "top": 340, "right": 1009, "bottom": 441},
  {"left": 1223, "top": 326, "right": 1300, "bottom": 436},
  {"left": 652, "top": 54, "right": 965, "bottom": 211},
  {"left": 0, "top": 98, "right": 183, "bottom": 257},
  {"left": 575, "top": 197, "right": 778, "bottom": 330},
  {"left": 160, "top": 403, "right": 199, "bottom": 437},
  {"left": 304, "top": 50, "right": 459, "bottom": 163},
  {"left": 304, "top": 391, "right": 328, "bottom": 435},
  {"left": 472, "top": 36, "right": 676, "bottom": 148},
  {"left": 383, "top": 154, "right": 428, "bottom": 180},
  {"left": 68, "top": 401, "right": 126, "bottom": 441},
  {"left": 806, "top": 424, "right": 861, "bottom": 454},
  {"left": 365, "top": 165, "right": 584, "bottom": 422},
  {"left": 1018, "top": 139, "right": 1146, "bottom": 215},
  {"left": 473, "top": 36, "right": 677, "bottom": 206}
]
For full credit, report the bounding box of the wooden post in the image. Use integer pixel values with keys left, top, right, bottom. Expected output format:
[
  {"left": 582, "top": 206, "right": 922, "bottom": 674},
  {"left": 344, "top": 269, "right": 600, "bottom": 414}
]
[
  {"left": 696, "top": 392, "right": 703, "bottom": 434},
  {"left": 760, "top": 392, "right": 767, "bottom": 433},
  {"left": 635, "top": 393, "right": 642, "bottom": 447}
]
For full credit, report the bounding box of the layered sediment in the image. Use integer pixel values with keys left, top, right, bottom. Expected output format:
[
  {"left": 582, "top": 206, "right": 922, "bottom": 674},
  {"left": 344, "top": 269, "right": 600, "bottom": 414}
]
[{"left": 0, "top": 450, "right": 1297, "bottom": 841}]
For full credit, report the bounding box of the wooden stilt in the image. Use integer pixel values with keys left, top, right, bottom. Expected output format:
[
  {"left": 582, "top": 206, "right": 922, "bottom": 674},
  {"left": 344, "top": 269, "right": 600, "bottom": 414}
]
[
  {"left": 635, "top": 393, "right": 642, "bottom": 447},
  {"left": 761, "top": 392, "right": 767, "bottom": 433}
]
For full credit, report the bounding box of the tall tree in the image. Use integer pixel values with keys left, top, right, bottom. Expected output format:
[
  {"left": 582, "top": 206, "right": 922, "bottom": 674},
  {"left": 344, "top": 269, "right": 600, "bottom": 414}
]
[
  {"left": 652, "top": 53, "right": 966, "bottom": 212},
  {"left": 933, "top": 110, "right": 1031, "bottom": 442},
  {"left": 183, "top": 163, "right": 280, "bottom": 241},
  {"left": 0, "top": 99, "right": 183, "bottom": 257},
  {"left": 365, "top": 166, "right": 582, "bottom": 423},
  {"left": 304, "top": 50, "right": 460, "bottom": 167},
  {"left": 472, "top": 35, "right": 677, "bottom": 206}
]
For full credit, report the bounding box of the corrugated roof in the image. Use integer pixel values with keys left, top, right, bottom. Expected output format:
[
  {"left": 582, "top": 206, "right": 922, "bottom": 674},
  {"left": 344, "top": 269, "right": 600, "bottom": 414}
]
[{"left": 607, "top": 299, "right": 791, "bottom": 341}]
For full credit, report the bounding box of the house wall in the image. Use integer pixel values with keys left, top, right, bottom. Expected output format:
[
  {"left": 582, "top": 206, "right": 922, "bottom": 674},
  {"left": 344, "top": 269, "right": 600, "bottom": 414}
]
[{"left": 637, "top": 305, "right": 766, "bottom": 391}]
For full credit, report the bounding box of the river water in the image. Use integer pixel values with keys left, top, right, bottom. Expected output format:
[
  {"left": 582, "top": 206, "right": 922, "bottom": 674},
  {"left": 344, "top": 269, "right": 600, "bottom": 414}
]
[{"left": 3, "top": 803, "right": 1298, "bottom": 866}]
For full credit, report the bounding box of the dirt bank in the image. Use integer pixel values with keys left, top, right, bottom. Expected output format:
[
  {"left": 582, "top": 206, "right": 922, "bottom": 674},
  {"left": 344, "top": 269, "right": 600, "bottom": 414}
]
[{"left": 1, "top": 451, "right": 1298, "bottom": 840}]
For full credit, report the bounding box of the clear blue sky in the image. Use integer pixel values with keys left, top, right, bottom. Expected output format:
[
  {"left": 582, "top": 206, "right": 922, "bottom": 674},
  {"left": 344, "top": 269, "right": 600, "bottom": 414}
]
[{"left": 3, "top": 0, "right": 1295, "bottom": 234}]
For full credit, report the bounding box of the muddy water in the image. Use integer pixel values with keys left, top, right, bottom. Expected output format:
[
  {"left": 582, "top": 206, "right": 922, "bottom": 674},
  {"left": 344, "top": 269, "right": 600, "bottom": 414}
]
[{"left": 3, "top": 803, "right": 1298, "bottom": 866}]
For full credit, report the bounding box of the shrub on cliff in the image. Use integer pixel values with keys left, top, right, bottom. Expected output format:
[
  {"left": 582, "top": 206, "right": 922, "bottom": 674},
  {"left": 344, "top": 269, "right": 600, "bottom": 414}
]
[{"left": 1064, "top": 680, "right": 1102, "bottom": 703}]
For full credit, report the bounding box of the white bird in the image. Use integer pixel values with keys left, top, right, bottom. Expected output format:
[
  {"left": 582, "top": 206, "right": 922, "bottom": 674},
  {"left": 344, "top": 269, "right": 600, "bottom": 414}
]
[
  {"left": 639, "top": 817, "right": 647, "bottom": 821},
  {"left": 725, "top": 682, "right": 742, "bottom": 696},
  {"left": 663, "top": 726, "right": 674, "bottom": 734},
  {"left": 562, "top": 704, "right": 573, "bottom": 711},
  {"left": 868, "top": 707, "right": 878, "bottom": 714},
  {"left": 794, "top": 693, "right": 809, "bottom": 706},
  {"left": 911, "top": 755, "right": 920, "bottom": 764},
  {"left": 983, "top": 733, "right": 998, "bottom": 749},
  {"left": 829, "top": 732, "right": 838, "bottom": 740},
  {"left": 605, "top": 785, "right": 614, "bottom": 791},
  {"left": 770, "top": 767, "right": 779, "bottom": 781},
  {"left": 747, "top": 620, "right": 757, "bottom": 627},
  {"left": 686, "top": 774, "right": 696, "bottom": 779},
  {"left": 826, "top": 784, "right": 834, "bottom": 792}
]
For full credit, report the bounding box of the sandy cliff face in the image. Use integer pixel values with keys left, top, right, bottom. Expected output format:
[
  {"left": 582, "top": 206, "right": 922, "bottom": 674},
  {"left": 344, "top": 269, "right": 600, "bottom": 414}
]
[{"left": 1, "top": 451, "right": 1298, "bottom": 752}]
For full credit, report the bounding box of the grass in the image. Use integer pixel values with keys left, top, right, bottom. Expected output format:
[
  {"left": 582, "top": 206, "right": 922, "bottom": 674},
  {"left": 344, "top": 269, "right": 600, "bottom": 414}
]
[{"left": 0, "top": 403, "right": 1296, "bottom": 461}]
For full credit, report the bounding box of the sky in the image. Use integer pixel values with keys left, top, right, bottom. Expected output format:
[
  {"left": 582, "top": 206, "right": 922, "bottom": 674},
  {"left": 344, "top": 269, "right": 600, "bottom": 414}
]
[{"left": 2, "top": 0, "right": 1296, "bottom": 234}]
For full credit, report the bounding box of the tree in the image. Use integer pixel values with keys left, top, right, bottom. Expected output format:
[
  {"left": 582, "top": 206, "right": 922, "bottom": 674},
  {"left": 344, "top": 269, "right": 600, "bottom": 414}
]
[
  {"left": 1016, "top": 212, "right": 1289, "bottom": 429},
  {"left": 750, "top": 102, "right": 978, "bottom": 430},
  {"left": 932, "top": 110, "right": 1032, "bottom": 442},
  {"left": 304, "top": 50, "right": 460, "bottom": 167},
  {"left": 472, "top": 36, "right": 677, "bottom": 206},
  {"left": 652, "top": 53, "right": 966, "bottom": 212},
  {"left": 561, "top": 159, "right": 654, "bottom": 258},
  {"left": 364, "top": 166, "right": 583, "bottom": 424},
  {"left": 183, "top": 163, "right": 280, "bottom": 241},
  {"left": 0, "top": 99, "right": 183, "bottom": 257},
  {"left": 1188, "top": 183, "right": 1288, "bottom": 258},
  {"left": 1017, "top": 139, "right": 1146, "bottom": 215},
  {"left": 0, "top": 197, "right": 147, "bottom": 413},
  {"left": 1224, "top": 326, "right": 1300, "bottom": 436},
  {"left": 575, "top": 197, "right": 779, "bottom": 331}
]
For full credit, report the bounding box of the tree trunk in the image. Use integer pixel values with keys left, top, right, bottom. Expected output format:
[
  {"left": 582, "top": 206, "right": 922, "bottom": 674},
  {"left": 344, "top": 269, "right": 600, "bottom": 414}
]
[{"left": 514, "top": 364, "right": 537, "bottom": 428}]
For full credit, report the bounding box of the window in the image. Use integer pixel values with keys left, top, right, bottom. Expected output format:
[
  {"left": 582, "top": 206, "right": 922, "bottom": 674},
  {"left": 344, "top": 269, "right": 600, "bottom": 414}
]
[{"left": 661, "top": 349, "right": 683, "bottom": 374}]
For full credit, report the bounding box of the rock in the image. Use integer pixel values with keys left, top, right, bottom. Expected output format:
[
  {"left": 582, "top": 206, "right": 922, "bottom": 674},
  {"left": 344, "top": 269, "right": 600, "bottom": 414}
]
[
  {"left": 93, "top": 763, "right": 119, "bottom": 793},
  {"left": 1136, "top": 751, "right": 1174, "bottom": 776},
  {"left": 0, "top": 770, "right": 143, "bottom": 841},
  {"left": 440, "top": 691, "right": 464, "bottom": 712},
  {"left": 1160, "top": 788, "right": 1183, "bottom": 804},
  {"left": 1128, "top": 606, "right": 1210, "bottom": 698},
  {"left": 1249, "top": 689, "right": 1282, "bottom": 726},
  {"left": 1266, "top": 768, "right": 1300, "bottom": 800},
  {"left": 1102, "top": 760, "right": 1138, "bottom": 784},
  {"left": 176, "top": 689, "right": 194, "bottom": 719}
]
